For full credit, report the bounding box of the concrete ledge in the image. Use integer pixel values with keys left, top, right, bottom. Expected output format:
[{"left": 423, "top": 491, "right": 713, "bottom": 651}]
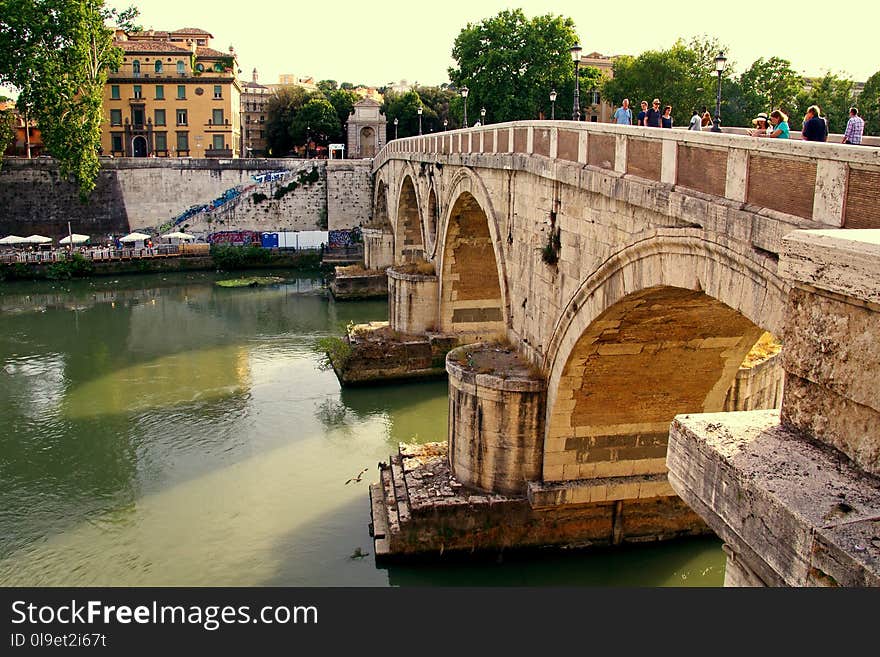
[
  {"left": 780, "top": 229, "right": 880, "bottom": 305},
  {"left": 667, "top": 409, "right": 880, "bottom": 586},
  {"left": 527, "top": 473, "right": 675, "bottom": 508}
]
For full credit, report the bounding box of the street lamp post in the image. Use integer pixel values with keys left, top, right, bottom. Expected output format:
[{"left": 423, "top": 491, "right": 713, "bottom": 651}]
[
  {"left": 305, "top": 126, "right": 310, "bottom": 158},
  {"left": 394, "top": 117, "right": 399, "bottom": 140},
  {"left": 480, "top": 107, "right": 486, "bottom": 125},
  {"left": 443, "top": 119, "right": 448, "bottom": 131},
  {"left": 570, "top": 44, "right": 582, "bottom": 121},
  {"left": 461, "top": 86, "right": 469, "bottom": 128},
  {"left": 712, "top": 51, "right": 727, "bottom": 133},
  {"left": 417, "top": 106, "right": 423, "bottom": 135},
  {"left": 550, "top": 89, "right": 557, "bottom": 120}
]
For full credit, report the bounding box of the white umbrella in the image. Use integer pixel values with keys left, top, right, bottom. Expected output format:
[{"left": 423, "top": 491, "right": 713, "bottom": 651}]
[
  {"left": 59, "top": 233, "right": 90, "bottom": 245},
  {"left": 0, "top": 235, "right": 27, "bottom": 244},
  {"left": 119, "top": 232, "right": 151, "bottom": 243},
  {"left": 162, "top": 231, "right": 195, "bottom": 240},
  {"left": 23, "top": 235, "right": 53, "bottom": 244}
]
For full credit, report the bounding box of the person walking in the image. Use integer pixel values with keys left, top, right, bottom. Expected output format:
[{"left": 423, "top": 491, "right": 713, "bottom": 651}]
[
  {"left": 801, "top": 105, "right": 828, "bottom": 142},
  {"left": 758, "top": 110, "right": 790, "bottom": 139},
  {"left": 637, "top": 101, "right": 649, "bottom": 126},
  {"left": 612, "top": 99, "right": 633, "bottom": 125},
  {"left": 646, "top": 99, "right": 663, "bottom": 128},
  {"left": 688, "top": 108, "right": 702, "bottom": 130},
  {"left": 661, "top": 105, "right": 673, "bottom": 128},
  {"left": 842, "top": 107, "right": 865, "bottom": 145},
  {"left": 701, "top": 106, "right": 713, "bottom": 128}
]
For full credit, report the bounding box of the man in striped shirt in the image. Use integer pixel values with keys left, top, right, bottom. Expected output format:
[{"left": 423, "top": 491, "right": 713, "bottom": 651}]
[{"left": 843, "top": 107, "right": 865, "bottom": 145}]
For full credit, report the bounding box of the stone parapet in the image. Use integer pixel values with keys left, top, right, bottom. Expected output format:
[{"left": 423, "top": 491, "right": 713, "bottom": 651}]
[{"left": 668, "top": 410, "right": 880, "bottom": 586}]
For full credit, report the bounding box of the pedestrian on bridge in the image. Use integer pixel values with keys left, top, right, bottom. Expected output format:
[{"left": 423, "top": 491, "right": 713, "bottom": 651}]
[
  {"left": 646, "top": 99, "right": 663, "bottom": 128},
  {"left": 842, "top": 107, "right": 865, "bottom": 145},
  {"left": 801, "top": 105, "right": 828, "bottom": 142},
  {"left": 661, "top": 105, "right": 673, "bottom": 128},
  {"left": 637, "top": 101, "right": 649, "bottom": 126},
  {"left": 758, "top": 110, "right": 790, "bottom": 139},
  {"left": 612, "top": 99, "right": 633, "bottom": 125}
]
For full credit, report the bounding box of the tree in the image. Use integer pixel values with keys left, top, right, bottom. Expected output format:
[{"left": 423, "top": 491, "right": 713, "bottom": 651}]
[
  {"left": 860, "top": 70, "right": 880, "bottom": 136},
  {"left": 265, "top": 85, "right": 310, "bottom": 156},
  {"left": 0, "top": 103, "right": 15, "bottom": 165},
  {"left": 317, "top": 79, "right": 338, "bottom": 94},
  {"left": 326, "top": 88, "right": 360, "bottom": 138},
  {"left": 726, "top": 57, "right": 804, "bottom": 127},
  {"left": 448, "top": 9, "right": 579, "bottom": 124},
  {"left": 414, "top": 85, "right": 459, "bottom": 131},
  {"left": 601, "top": 37, "right": 727, "bottom": 126},
  {"left": 290, "top": 97, "right": 340, "bottom": 151},
  {"left": 0, "top": 0, "right": 138, "bottom": 199},
  {"left": 382, "top": 90, "right": 440, "bottom": 138},
  {"left": 796, "top": 72, "right": 856, "bottom": 133}
]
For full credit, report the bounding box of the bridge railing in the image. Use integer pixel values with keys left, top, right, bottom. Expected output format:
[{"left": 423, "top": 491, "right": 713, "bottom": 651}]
[{"left": 377, "top": 121, "right": 880, "bottom": 229}]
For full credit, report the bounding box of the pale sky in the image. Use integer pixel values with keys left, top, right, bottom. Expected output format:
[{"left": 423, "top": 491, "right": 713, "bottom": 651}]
[
  {"left": 103, "top": 0, "right": 877, "bottom": 86},
  {"left": 3, "top": 0, "right": 877, "bottom": 99}
]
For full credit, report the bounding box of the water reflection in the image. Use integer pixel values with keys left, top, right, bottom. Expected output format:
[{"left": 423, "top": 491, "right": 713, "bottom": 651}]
[{"left": 0, "top": 272, "right": 725, "bottom": 586}]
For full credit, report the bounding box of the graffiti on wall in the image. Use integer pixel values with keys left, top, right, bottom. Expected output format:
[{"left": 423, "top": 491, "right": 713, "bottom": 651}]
[
  {"left": 207, "top": 230, "right": 262, "bottom": 245},
  {"left": 157, "top": 168, "right": 316, "bottom": 234}
]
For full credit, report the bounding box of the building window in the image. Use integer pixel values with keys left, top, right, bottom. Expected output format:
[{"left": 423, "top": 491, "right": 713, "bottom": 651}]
[
  {"left": 196, "top": 63, "right": 204, "bottom": 73},
  {"left": 176, "top": 109, "right": 187, "bottom": 126},
  {"left": 132, "top": 60, "right": 140, "bottom": 76},
  {"left": 177, "top": 85, "right": 186, "bottom": 99},
  {"left": 213, "top": 63, "right": 223, "bottom": 73},
  {"left": 154, "top": 109, "right": 166, "bottom": 126},
  {"left": 213, "top": 85, "right": 222, "bottom": 99},
  {"left": 259, "top": 116, "right": 265, "bottom": 123},
  {"left": 111, "top": 85, "right": 120, "bottom": 100},
  {"left": 212, "top": 134, "right": 225, "bottom": 150},
  {"left": 176, "top": 60, "right": 185, "bottom": 75},
  {"left": 133, "top": 85, "right": 142, "bottom": 99},
  {"left": 212, "top": 109, "right": 224, "bottom": 125},
  {"left": 154, "top": 60, "right": 163, "bottom": 74},
  {"left": 111, "top": 133, "right": 123, "bottom": 152},
  {"left": 176, "top": 132, "right": 189, "bottom": 152},
  {"left": 132, "top": 108, "right": 144, "bottom": 126},
  {"left": 155, "top": 85, "right": 164, "bottom": 100},
  {"left": 110, "top": 109, "right": 122, "bottom": 126},
  {"left": 155, "top": 132, "right": 167, "bottom": 152}
]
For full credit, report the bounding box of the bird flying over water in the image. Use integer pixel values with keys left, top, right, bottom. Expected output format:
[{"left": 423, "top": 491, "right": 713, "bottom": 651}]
[{"left": 345, "top": 468, "right": 369, "bottom": 485}]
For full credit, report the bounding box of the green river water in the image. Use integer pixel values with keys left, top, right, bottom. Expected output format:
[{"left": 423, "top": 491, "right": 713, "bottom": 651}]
[{"left": 0, "top": 271, "right": 724, "bottom": 586}]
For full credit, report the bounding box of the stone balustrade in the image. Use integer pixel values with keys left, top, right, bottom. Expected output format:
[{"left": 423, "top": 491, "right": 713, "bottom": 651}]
[{"left": 376, "top": 121, "right": 880, "bottom": 229}]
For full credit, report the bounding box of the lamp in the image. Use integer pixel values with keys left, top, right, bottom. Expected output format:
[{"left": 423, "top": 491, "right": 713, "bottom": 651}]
[
  {"left": 417, "top": 106, "right": 423, "bottom": 135},
  {"left": 480, "top": 107, "right": 486, "bottom": 125},
  {"left": 712, "top": 51, "right": 727, "bottom": 133},
  {"left": 461, "top": 86, "right": 469, "bottom": 128},
  {"left": 550, "top": 89, "right": 557, "bottom": 120},
  {"left": 570, "top": 44, "right": 582, "bottom": 121}
]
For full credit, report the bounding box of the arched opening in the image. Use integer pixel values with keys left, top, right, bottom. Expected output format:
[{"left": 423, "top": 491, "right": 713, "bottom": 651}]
[
  {"left": 425, "top": 186, "right": 439, "bottom": 253},
  {"left": 132, "top": 136, "right": 148, "bottom": 158},
  {"left": 396, "top": 176, "right": 423, "bottom": 263},
  {"left": 372, "top": 180, "right": 390, "bottom": 230},
  {"left": 439, "top": 192, "right": 504, "bottom": 336},
  {"left": 132, "top": 60, "right": 140, "bottom": 75},
  {"left": 154, "top": 60, "right": 163, "bottom": 73},
  {"left": 543, "top": 285, "right": 773, "bottom": 483},
  {"left": 360, "top": 126, "right": 376, "bottom": 157}
]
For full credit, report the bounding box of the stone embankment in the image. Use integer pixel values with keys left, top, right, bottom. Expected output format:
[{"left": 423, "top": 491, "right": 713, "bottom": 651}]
[{"left": 328, "top": 265, "right": 388, "bottom": 300}]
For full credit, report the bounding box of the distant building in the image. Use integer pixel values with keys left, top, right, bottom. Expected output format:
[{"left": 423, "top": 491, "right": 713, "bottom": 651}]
[
  {"left": 347, "top": 98, "right": 386, "bottom": 158},
  {"left": 580, "top": 52, "right": 615, "bottom": 123},
  {"left": 388, "top": 80, "right": 415, "bottom": 94},
  {"left": 271, "top": 75, "right": 319, "bottom": 93},
  {"left": 0, "top": 101, "right": 44, "bottom": 157},
  {"left": 101, "top": 27, "right": 242, "bottom": 158},
  {"left": 241, "top": 69, "right": 269, "bottom": 157},
  {"left": 352, "top": 86, "right": 383, "bottom": 103}
]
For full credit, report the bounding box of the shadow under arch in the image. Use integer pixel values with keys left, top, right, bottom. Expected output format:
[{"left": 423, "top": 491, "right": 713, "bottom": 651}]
[
  {"left": 423, "top": 183, "right": 440, "bottom": 259},
  {"left": 436, "top": 169, "right": 510, "bottom": 337},
  {"left": 395, "top": 174, "right": 424, "bottom": 263},
  {"left": 541, "top": 233, "right": 787, "bottom": 483},
  {"left": 371, "top": 178, "right": 391, "bottom": 230}
]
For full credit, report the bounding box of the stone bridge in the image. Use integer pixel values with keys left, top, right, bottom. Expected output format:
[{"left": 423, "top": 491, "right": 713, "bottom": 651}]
[{"left": 365, "top": 121, "right": 880, "bottom": 584}]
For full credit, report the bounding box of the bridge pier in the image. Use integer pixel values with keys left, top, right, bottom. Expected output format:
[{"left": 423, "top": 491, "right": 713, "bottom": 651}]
[{"left": 668, "top": 230, "right": 880, "bottom": 586}]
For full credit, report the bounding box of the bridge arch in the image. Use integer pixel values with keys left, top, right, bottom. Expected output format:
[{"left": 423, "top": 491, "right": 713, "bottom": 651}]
[
  {"left": 541, "top": 233, "right": 787, "bottom": 483},
  {"left": 437, "top": 169, "right": 509, "bottom": 336},
  {"left": 395, "top": 173, "right": 424, "bottom": 263},
  {"left": 423, "top": 183, "right": 440, "bottom": 259},
  {"left": 372, "top": 177, "right": 391, "bottom": 230}
]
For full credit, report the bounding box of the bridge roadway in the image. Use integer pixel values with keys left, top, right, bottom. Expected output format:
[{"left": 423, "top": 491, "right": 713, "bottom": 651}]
[{"left": 365, "top": 121, "right": 880, "bottom": 583}]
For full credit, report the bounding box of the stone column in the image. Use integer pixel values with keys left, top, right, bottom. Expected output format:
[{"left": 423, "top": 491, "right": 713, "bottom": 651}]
[{"left": 388, "top": 267, "right": 439, "bottom": 334}]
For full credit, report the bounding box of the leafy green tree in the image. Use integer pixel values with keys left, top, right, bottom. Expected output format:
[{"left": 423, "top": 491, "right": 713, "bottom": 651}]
[
  {"left": 317, "top": 79, "right": 338, "bottom": 94},
  {"left": 265, "top": 85, "right": 310, "bottom": 155},
  {"left": 326, "top": 88, "right": 360, "bottom": 137},
  {"left": 601, "top": 37, "right": 727, "bottom": 127},
  {"left": 413, "top": 85, "right": 458, "bottom": 131},
  {"left": 0, "top": 0, "right": 138, "bottom": 199},
  {"left": 725, "top": 57, "right": 804, "bottom": 127},
  {"left": 796, "top": 72, "right": 856, "bottom": 133},
  {"left": 448, "top": 9, "right": 579, "bottom": 124},
  {"left": 0, "top": 103, "right": 15, "bottom": 165},
  {"left": 382, "top": 90, "right": 439, "bottom": 138},
  {"left": 859, "top": 70, "right": 880, "bottom": 136},
  {"left": 290, "top": 97, "right": 340, "bottom": 151}
]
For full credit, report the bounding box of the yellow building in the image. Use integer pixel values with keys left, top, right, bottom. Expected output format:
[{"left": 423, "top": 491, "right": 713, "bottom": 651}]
[{"left": 101, "top": 27, "right": 242, "bottom": 158}]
